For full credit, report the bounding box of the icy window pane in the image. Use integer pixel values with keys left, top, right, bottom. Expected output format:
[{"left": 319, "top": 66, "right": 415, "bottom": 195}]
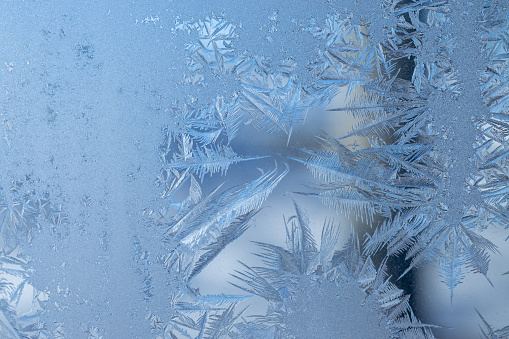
[{"left": 1, "top": 1, "right": 509, "bottom": 338}]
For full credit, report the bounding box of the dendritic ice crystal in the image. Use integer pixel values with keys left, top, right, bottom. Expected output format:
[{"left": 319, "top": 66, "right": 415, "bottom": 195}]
[
  {"left": 231, "top": 201, "right": 435, "bottom": 338},
  {"left": 1, "top": 0, "right": 509, "bottom": 338}
]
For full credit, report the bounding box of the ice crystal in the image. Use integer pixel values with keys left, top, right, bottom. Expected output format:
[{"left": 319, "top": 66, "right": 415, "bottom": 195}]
[
  {"left": 477, "top": 310, "right": 509, "bottom": 339},
  {"left": 177, "top": 16, "right": 348, "bottom": 144},
  {"left": 160, "top": 165, "right": 288, "bottom": 257},
  {"left": 231, "top": 201, "right": 435, "bottom": 338}
]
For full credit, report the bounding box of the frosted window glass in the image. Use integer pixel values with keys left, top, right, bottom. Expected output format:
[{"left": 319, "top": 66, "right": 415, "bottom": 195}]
[{"left": 0, "top": 1, "right": 508, "bottom": 338}]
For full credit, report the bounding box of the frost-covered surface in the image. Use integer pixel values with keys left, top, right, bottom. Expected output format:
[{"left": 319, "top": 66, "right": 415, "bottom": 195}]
[
  {"left": 1, "top": 0, "right": 509, "bottom": 338},
  {"left": 231, "top": 201, "right": 435, "bottom": 338}
]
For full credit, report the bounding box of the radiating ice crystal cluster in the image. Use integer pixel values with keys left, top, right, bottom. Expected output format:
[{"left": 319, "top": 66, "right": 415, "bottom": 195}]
[
  {"left": 291, "top": 0, "right": 509, "bottom": 301},
  {"left": 157, "top": 1, "right": 509, "bottom": 337}
]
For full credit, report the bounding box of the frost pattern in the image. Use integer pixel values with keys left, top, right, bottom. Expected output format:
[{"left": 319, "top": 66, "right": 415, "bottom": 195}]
[
  {"left": 476, "top": 4, "right": 509, "bottom": 230},
  {"left": 0, "top": 181, "right": 67, "bottom": 338},
  {"left": 142, "top": 161, "right": 289, "bottom": 337},
  {"left": 1, "top": 0, "right": 509, "bottom": 338},
  {"left": 175, "top": 16, "right": 335, "bottom": 144},
  {"left": 231, "top": 201, "right": 435, "bottom": 338},
  {"left": 478, "top": 310, "right": 509, "bottom": 339},
  {"left": 289, "top": 1, "right": 509, "bottom": 300}
]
